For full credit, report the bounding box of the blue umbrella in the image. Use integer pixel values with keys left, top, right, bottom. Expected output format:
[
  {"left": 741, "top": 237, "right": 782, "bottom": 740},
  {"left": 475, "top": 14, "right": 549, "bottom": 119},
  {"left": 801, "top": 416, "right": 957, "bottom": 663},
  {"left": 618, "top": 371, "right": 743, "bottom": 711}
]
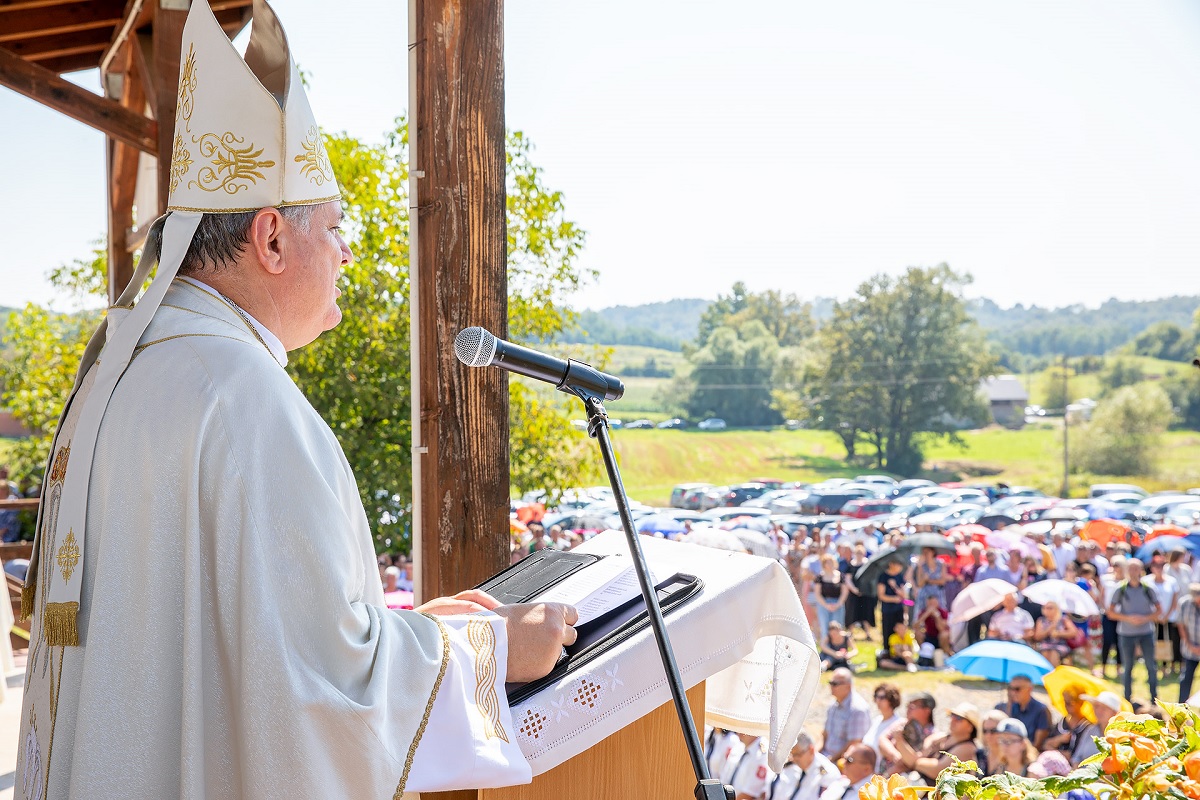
[
  {"left": 636, "top": 515, "right": 688, "bottom": 535},
  {"left": 1135, "top": 535, "right": 1200, "bottom": 562},
  {"left": 946, "top": 640, "right": 1054, "bottom": 685},
  {"left": 1087, "top": 501, "right": 1137, "bottom": 522}
]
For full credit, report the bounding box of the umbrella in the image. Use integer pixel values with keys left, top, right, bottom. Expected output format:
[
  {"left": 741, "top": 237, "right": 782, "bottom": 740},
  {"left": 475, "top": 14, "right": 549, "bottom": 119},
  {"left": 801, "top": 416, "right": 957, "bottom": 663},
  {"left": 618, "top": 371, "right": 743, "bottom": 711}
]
[
  {"left": 896, "top": 532, "right": 955, "bottom": 554},
  {"left": 1042, "top": 665, "right": 1131, "bottom": 723},
  {"left": 1086, "top": 502, "right": 1136, "bottom": 522},
  {"left": 948, "top": 578, "right": 1019, "bottom": 624},
  {"left": 985, "top": 529, "right": 1042, "bottom": 559},
  {"left": 682, "top": 527, "right": 749, "bottom": 553},
  {"left": 546, "top": 512, "right": 619, "bottom": 532},
  {"left": 946, "top": 640, "right": 1054, "bottom": 684},
  {"left": 1145, "top": 524, "right": 1189, "bottom": 542},
  {"left": 1021, "top": 579, "right": 1101, "bottom": 617},
  {"left": 637, "top": 515, "right": 688, "bottom": 535},
  {"left": 1079, "top": 519, "right": 1133, "bottom": 548},
  {"left": 945, "top": 523, "right": 992, "bottom": 541},
  {"left": 977, "top": 514, "right": 1019, "bottom": 531},
  {"left": 1040, "top": 506, "right": 1088, "bottom": 522},
  {"left": 728, "top": 527, "right": 780, "bottom": 558},
  {"left": 384, "top": 590, "right": 414, "bottom": 610},
  {"left": 854, "top": 547, "right": 906, "bottom": 593},
  {"left": 725, "top": 516, "right": 772, "bottom": 533},
  {"left": 1135, "top": 536, "right": 1200, "bottom": 562}
]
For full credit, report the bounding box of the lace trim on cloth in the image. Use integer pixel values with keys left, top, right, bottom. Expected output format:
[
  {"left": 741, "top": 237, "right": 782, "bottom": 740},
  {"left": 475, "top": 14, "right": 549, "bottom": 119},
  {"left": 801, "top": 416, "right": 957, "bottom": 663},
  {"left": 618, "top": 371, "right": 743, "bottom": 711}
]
[{"left": 393, "top": 615, "right": 452, "bottom": 799}]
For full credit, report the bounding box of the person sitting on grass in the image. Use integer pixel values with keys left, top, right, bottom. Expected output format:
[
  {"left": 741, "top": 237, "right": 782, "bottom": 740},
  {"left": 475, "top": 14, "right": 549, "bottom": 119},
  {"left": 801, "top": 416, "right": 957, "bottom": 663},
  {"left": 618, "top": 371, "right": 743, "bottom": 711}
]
[
  {"left": 821, "top": 621, "right": 859, "bottom": 672},
  {"left": 1043, "top": 687, "right": 1091, "bottom": 759},
  {"left": 916, "top": 594, "right": 953, "bottom": 656},
  {"left": 988, "top": 717, "right": 1039, "bottom": 777},
  {"left": 1033, "top": 601, "right": 1081, "bottom": 667},
  {"left": 878, "top": 620, "right": 918, "bottom": 672},
  {"left": 891, "top": 702, "right": 981, "bottom": 784},
  {"left": 988, "top": 592, "right": 1035, "bottom": 643}
]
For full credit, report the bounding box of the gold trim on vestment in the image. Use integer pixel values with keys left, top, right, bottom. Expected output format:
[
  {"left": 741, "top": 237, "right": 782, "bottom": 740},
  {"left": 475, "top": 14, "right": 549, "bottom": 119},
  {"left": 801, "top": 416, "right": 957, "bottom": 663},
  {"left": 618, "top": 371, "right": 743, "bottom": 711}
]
[
  {"left": 165, "top": 193, "right": 341, "bottom": 214},
  {"left": 394, "top": 615, "right": 452, "bottom": 800},
  {"left": 43, "top": 602, "right": 78, "bottom": 648},
  {"left": 466, "top": 618, "right": 509, "bottom": 742},
  {"left": 19, "top": 583, "right": 34, "bottom": 622}
]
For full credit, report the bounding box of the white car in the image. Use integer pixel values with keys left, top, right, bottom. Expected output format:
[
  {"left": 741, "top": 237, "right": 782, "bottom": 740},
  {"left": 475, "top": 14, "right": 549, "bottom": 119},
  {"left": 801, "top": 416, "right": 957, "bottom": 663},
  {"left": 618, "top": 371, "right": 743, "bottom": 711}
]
[{"left": 697, "top": 418, "right": 727, "bottom": 430}]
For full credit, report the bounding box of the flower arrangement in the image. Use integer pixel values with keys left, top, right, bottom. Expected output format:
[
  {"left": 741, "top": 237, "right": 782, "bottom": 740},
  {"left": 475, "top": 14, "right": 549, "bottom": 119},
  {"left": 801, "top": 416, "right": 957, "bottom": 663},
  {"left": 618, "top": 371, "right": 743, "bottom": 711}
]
[{"left": 860, "top": 701, "right": 1200, "bottom": 800}]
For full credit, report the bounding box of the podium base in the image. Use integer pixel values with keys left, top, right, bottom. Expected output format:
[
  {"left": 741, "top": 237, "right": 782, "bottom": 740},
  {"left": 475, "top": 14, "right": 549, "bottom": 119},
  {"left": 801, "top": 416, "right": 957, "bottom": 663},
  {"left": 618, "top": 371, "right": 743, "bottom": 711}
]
[{"left": 428, "top": 682, "right": 706, "bottom": 800}]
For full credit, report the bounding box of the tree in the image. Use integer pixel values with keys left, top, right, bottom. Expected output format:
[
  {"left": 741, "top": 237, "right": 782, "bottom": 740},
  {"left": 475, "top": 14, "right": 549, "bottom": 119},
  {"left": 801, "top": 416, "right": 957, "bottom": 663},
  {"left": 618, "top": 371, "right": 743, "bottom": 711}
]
[
  {"left": 681, "top": 320, "right": 781, "bottom": 426},
  {"left": 1075, "top": 384, "right": 1173, "bottom": 475},
  {"left": 0, "top": 244, "right": 104, "bottom": 485},
  {"left": 1098, "top": 358, "right": 1145, "bottom": 396},
  {"left": 781, "top": 265, "right": 994, "bottom": 474},
  {"left": 1041, "top": 364, "right": 1070, "bottom": 412},
  {"left": 1131, "top": 321, "right": 1195, "bottom": 362},
  {"left": 696, "top": 282, "right": 813, "bottom": 347}
]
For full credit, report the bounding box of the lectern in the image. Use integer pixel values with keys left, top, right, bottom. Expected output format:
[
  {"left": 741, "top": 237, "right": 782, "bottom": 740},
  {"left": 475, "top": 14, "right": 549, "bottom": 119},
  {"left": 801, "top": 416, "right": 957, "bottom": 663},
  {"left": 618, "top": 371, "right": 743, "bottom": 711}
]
[
  {"left": 425, "top": 531, "right": 821, "bottom": 800},
  {"left": 429, "top": 683, "right": 706, "bottom": 800}
]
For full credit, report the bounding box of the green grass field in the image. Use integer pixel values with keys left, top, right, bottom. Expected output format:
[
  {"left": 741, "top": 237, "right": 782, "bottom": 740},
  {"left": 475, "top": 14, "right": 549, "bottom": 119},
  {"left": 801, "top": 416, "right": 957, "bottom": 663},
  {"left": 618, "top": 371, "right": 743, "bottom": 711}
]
[{"left": 606, "top": 427, "right": 1200, "bottom": 506}]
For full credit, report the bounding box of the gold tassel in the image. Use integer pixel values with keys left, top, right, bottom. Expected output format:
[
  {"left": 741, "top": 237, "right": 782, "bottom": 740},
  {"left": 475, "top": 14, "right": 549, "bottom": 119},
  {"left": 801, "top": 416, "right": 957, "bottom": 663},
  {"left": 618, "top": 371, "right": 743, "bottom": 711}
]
[
  {"left": 44, "top": 602, "right": 79, "bottom": 647},
  {"left": 19, "top": 583, "right": 34, "bottom": 622}
]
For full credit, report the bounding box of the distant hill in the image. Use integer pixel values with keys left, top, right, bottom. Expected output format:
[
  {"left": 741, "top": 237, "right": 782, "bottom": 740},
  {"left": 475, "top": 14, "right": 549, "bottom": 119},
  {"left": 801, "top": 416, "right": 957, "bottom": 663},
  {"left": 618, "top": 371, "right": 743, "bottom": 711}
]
[
  {"left": 560, "top": 298, "right": 710, "bottom": 350},
  {"left": 564, "top": 294, "right": 1200, "bottom": 359}
]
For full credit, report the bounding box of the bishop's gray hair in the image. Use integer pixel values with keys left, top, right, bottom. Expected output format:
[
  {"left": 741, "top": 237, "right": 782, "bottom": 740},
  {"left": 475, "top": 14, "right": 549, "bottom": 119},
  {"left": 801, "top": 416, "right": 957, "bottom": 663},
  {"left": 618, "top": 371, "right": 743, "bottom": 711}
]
[{"left": 177, "top": 204, "right": 316, "bottom": 275}]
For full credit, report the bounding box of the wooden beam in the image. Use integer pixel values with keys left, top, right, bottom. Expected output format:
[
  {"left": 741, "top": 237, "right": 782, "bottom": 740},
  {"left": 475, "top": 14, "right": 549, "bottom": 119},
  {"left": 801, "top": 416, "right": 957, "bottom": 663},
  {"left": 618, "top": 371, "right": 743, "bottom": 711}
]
[
  {"left": 0, "top": 0, "right": 125, "bottom": 43},
  {"left": 413, "top": 0, "right": 509, "bottom": 599},
  {"left": 0, "top": 46, "right": 156, "bottom": 153},
  {"left": 150, "top": 4, "right": 186, "bottom": 214},
  {"left": 25, "top": 50, "right": 100, "bottom": 73},
  {"left": 0, "top": 1, "right": 80, "bottom": 12},
  {"left": 4, "top": 26, "right": 113, "bottom": 61},
  {"left": 107, "top": 42, "right": 142, "bottom": 302}
]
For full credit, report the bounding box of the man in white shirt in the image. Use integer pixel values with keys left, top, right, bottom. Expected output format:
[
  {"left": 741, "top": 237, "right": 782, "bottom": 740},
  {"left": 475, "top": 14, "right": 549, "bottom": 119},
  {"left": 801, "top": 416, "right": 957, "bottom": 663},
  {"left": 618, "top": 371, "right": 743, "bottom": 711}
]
[
  {"left": 819, "top": 743, "right": 876, "bottom": 800},
  {"left": 988, "top": 593, "right": 1035, "bottom": 642},
  {"left": 705, "top": 726, "right": 740, "bottom": 781},
  {"left": 767, "top": 731, "right": 841, "bottom": 800},
  {"left": 720, "top": 733, "right": 770, "bottom": 800},
  {"left": 1050, "top": 531, "right": 1076, "bottom": 579}
]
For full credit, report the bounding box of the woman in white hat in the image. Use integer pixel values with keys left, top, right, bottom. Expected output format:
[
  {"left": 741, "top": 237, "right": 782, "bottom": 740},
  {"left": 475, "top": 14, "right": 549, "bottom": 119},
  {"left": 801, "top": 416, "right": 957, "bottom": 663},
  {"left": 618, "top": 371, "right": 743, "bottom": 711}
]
[{"left": 892, "top": 702, "right": 980, "bottom": 783}]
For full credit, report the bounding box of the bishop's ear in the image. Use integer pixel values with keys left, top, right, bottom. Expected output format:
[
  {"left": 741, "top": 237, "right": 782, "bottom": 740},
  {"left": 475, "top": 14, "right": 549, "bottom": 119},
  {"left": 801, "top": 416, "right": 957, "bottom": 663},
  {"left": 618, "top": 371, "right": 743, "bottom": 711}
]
[{"left": 247, "top": 207, "right": 287, "bottom": 275}]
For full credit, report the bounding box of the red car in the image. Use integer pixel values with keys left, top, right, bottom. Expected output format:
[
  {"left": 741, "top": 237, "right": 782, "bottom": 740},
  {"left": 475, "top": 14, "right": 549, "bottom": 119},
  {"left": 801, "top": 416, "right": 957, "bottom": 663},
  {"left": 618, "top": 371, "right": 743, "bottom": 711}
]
[{"left": 840, "top": 498, "right": 895, "bottom": 519}]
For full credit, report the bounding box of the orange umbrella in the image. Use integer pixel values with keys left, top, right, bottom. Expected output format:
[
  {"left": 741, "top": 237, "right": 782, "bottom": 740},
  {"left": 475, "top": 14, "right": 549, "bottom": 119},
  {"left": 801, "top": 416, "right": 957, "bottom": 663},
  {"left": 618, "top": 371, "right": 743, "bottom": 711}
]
[
  {"left": 1145, "top": 524, "right": 1189, "bottom": 542},
  {"left": 946, "top": 523, "right": 992, "bottom": 541},
  {"left": 1079, "top": 519, "right": 1132, "bottom": 549},
  {"left": 515, "top": 503, "right": 545, "bottom": 523}
]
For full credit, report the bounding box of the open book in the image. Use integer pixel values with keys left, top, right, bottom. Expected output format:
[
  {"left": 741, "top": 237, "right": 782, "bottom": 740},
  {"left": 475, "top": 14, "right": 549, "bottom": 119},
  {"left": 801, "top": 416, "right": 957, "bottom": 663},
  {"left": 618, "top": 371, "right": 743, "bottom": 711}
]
[{"left": 536, "top": 554, "right": 657, "bottom": 625}]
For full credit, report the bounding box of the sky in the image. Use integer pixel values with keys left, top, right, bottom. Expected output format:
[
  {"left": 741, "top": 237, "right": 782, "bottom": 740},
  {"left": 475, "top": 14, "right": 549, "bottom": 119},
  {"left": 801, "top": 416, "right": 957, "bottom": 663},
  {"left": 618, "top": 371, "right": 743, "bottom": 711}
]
[{"left": 3, "top": 0, "right": 1200, "bottom": 313}]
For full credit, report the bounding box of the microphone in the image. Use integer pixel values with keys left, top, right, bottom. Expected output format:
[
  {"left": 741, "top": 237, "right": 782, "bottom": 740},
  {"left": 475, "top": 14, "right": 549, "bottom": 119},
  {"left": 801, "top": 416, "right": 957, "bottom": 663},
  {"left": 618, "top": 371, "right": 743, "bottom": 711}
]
[{"left": 454, "top": 327, "right": 625, "bottom": 401}]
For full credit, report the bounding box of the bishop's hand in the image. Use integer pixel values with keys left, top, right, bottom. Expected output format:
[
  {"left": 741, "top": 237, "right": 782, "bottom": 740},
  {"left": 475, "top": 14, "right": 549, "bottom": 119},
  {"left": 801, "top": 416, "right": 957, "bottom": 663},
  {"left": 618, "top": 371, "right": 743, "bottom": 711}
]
[{"left": 493, "top": 602, "right": 579, "bottom": 683}]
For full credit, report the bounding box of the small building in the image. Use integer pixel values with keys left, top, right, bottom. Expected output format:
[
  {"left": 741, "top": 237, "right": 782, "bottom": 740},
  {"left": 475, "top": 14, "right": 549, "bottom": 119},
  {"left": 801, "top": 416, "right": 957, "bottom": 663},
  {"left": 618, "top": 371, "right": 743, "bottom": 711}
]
[{"left": 980, "top": 375, "right": 1029, "bottom": 428}]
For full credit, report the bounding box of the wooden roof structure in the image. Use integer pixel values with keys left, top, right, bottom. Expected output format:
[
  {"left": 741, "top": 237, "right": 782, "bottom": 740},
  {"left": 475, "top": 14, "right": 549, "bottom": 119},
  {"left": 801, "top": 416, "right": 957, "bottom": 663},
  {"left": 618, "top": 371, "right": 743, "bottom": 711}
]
[{"left": 0, "top": 0, "right": 252, "bottom": 301}]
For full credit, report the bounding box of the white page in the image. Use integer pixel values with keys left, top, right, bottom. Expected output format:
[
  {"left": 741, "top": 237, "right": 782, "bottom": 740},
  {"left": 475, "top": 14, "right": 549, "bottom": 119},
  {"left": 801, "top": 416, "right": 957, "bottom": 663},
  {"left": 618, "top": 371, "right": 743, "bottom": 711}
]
[{"left": 536, "top": 554, "right": 656, "bottom": 625}]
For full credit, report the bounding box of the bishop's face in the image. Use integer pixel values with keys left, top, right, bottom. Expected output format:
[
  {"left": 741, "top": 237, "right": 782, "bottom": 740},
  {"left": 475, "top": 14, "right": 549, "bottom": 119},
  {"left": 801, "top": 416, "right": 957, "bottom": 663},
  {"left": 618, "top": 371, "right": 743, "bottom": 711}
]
[{"left": 284, "top": 200, "right": 352, "bottom": 347}]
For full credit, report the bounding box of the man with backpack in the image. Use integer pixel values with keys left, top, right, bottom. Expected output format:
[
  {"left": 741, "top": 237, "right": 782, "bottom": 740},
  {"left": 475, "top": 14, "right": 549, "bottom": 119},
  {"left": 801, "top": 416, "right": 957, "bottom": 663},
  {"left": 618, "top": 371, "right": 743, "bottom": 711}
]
[{"left": 1107, "top": 559, "right": 1162, "bottom": 703}]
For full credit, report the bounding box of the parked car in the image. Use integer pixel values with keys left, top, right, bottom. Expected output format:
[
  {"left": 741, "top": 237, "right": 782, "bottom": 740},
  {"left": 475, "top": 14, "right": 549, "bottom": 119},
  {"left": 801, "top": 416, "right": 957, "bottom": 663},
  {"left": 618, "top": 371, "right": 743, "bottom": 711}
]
[
  {"left": 697, "top": 418, "right": 727, "bottom": 431},
  {"left": 907, "top": 503, "right": 985, "bottom": 529},
  {"left": 1089, "top": 483, "right": 1148, "bottom": 499},
  {"left": 625, "top": 419, "right": 655, "bottom": 429},
  {"left": 801, "top": 489, "right": 877, "bottom": 515},
  {"left": 750, "top": 477, "right": 786, "bottom": 489},
  {"left": 657, "top": 418, "right": 688, "bottom": 429},
  {"left": 724, "top": 483, "right": 771, "bottom": 506},
  {"left": 766, "top": 490, "right": 811, "bottom": 515},
  {"left": 840, "top": 498, "right": 895, "bottom": 519},
  {"left": 693, "top": 486, "right": 731, "bottom": 511},
  {"left": 893, "top": 479, "right": 938, "bottom": 497},
  {"left": 701, "top": 507, "right": 772, "bottom": 523},
  {"left": 670, "top": 482, "right": 714, "bottom": 509}
]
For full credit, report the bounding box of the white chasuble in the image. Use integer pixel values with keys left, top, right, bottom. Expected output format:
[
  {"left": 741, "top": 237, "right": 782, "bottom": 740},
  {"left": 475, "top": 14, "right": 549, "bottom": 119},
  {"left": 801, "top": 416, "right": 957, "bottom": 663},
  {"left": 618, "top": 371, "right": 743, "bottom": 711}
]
[{"left": 16, "top": 280, "right": 529, "bottom": 799}]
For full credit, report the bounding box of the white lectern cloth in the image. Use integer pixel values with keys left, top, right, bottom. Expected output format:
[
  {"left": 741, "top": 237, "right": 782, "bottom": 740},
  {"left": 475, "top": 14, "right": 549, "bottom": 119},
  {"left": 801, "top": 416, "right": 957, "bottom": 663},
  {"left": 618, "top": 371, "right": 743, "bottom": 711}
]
[{"left": 510, "top": 530, "right": 819, "bottom": 774}]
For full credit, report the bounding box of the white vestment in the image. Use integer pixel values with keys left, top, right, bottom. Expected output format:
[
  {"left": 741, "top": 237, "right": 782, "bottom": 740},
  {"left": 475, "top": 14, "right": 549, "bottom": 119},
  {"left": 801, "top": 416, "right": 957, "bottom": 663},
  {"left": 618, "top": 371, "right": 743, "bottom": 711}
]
[{"left": 17, "top": 280, "right": 529, "bottom": 799}]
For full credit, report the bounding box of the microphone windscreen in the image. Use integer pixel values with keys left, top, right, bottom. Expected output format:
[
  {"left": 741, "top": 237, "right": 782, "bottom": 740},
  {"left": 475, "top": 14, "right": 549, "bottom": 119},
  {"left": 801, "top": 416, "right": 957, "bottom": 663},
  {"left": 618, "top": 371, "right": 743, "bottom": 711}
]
[{"left": 454, "top": 326, "right": 496, "bottom": 367}]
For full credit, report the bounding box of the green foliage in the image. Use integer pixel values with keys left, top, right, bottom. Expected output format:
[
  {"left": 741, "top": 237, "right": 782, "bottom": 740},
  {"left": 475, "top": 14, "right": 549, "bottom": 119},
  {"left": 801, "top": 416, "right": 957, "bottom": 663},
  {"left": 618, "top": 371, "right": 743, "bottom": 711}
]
[
  {"left": 1132, "top": 321, "right": 1196, "bottom": 362},
  {"left": 680, "top": 320, "right": 782, "bottom": 426},
  {"left": 560, "top": 299, "right": 710, "bottom": 350},
  {"left": 780, "top": 265, "right": 994, "bottom": 475},
  {"left": 1040, "top": 365, "right": 1070, "bottom": 411},
  {"left": 1099, "top": 357, "right": 1146, "bottom": 396},
  {"left": 508, "top": 382, "right": 597, "bottom": 503},
  {"left": 696, "top": 282, "right": 813, "bottom": 347},
  {"left": 1163, "top": 368, "right": 1200, "bottom": 430},
  {"left": 1075, "top": 383, "right": 1174, "bottom": 475}
]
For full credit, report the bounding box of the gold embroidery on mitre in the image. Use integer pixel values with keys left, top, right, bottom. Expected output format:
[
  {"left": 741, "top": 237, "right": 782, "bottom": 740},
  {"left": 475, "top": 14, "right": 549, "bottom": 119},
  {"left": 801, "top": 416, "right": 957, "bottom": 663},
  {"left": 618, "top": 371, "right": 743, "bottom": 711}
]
[
  {"left": 189, "top": 133, "right": 276, "bottom": 195},
  {"left": 48, "top": 443, "right": 70, "bottom": 486},
  {"left": 294, "top": 126, "right": 334, "bottom": 185},
  {"left": 170, "top": 135, "right": 193, "bottom": 195},
  {"left": 466, "top": 618, "right": 509, "bottom": 742},
  {"left": 178, "top": 43, "right": 198, "bottom": 133},
  {"left": 55, "top": 531, "right": 79, "bottom": 583}
]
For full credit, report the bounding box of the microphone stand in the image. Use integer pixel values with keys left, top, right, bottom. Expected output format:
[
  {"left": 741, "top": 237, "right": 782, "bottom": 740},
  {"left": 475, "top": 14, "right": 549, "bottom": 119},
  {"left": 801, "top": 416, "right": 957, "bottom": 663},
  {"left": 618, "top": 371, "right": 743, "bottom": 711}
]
[{"left": 567, "top": 386, "right": 734, "bottom": 800}]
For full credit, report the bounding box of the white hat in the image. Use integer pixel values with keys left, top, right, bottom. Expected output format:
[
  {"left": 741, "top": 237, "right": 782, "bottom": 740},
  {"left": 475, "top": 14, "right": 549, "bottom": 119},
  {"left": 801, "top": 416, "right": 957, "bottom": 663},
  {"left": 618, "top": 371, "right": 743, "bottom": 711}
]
[
  {"left": 1081, "top": 691, "right": 1123, "bottom": 713},
  {"left": 26, "top": 0, "right": 339, "bottom": 646}
]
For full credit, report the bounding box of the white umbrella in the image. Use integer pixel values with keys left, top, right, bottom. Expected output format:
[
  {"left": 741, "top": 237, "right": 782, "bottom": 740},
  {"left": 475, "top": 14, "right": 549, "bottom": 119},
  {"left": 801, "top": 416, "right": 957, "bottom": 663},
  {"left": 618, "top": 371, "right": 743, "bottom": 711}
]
[
  {"left": 949, "top": 578, "right": 1019, "bottom": 624},
  {"left": 682, "top": 527, "right": 749, "bottom": 553},
  {"left": 727, "top": 527, "right": 780, "bottom": 559},
  {"left": 1021, "top": 579, "right": 1101, "bottom": 617}
]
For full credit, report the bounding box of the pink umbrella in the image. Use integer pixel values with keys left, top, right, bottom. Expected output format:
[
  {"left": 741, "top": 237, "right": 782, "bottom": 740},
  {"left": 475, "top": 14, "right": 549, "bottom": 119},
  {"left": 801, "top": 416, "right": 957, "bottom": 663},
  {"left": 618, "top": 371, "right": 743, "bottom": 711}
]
[
  {"left": 385, "top": 590, "right": 414, "bottom": 610},
  {"left": 949, "top": 578, "right": 1019, "bottom": 624},
  {"left": 985, "top": 529, "right": 1043, "bottom": 559}
]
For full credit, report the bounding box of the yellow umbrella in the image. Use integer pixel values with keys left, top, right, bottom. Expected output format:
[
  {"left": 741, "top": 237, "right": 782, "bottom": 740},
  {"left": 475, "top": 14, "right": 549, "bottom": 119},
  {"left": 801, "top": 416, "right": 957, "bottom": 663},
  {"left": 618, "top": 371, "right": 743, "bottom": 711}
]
[{"left": 1042, "top": 665, "right": 1132, "bottom": 723}]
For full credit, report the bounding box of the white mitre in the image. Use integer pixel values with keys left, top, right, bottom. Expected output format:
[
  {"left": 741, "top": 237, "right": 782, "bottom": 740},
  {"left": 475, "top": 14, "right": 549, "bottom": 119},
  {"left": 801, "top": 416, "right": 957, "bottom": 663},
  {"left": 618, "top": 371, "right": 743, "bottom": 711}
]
[{"left": 22, "top": 0, "right": 341, "bottom": 645}]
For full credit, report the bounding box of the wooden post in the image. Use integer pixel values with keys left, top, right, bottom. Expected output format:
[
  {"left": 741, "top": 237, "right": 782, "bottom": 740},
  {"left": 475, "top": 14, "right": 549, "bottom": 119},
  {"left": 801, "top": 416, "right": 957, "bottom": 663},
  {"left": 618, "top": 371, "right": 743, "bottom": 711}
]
[
  {"left": 412, "top": 0, "right": 509, "bottom": 600},
  {"left": 104, "top": 43, "right": 145, "bottom": 302},
  {"left": 151, "top": 3, "right": 187, "bottom": 215}
]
